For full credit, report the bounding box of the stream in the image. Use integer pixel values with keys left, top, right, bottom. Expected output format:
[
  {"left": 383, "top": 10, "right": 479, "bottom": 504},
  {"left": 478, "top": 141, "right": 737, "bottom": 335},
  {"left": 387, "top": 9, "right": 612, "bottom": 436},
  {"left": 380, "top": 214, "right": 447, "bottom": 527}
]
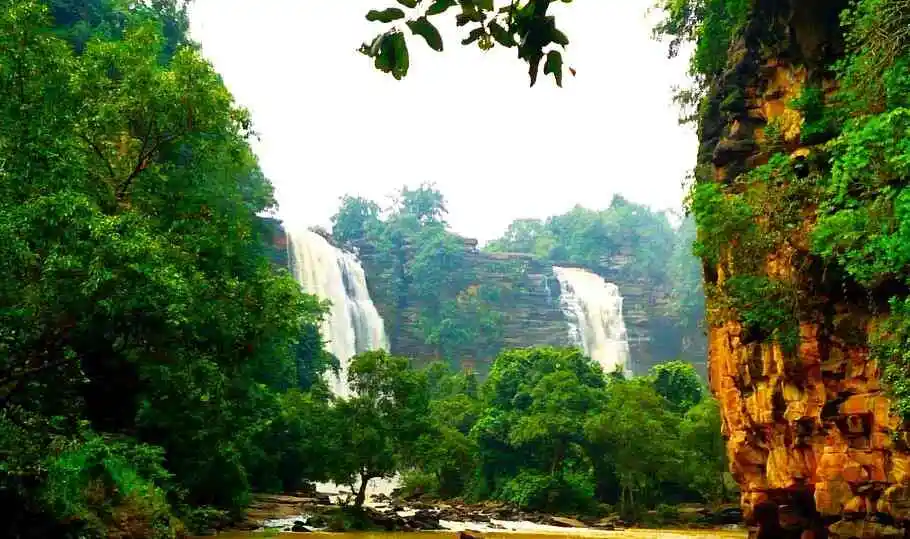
[{"left": 211, "top": 531, "right": 747, "bottom": 539}]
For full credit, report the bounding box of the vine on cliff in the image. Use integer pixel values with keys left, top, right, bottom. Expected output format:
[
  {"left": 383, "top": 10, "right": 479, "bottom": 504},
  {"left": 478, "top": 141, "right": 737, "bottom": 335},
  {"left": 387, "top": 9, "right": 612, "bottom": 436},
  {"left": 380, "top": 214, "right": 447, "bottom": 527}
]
[
  {"left": 653, "top": 0, "right": 750, "bottom": 121},
  {"left": 812, "top": 18, "right": 910, "bottom": 417},
  {"left": 658, "top": 0, "right": 910, "bottom": 417}
]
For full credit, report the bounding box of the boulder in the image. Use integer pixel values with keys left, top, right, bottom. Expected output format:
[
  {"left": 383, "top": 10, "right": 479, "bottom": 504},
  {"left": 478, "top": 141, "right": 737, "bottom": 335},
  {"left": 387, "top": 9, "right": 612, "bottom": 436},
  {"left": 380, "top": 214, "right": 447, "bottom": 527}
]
[
  {"left": 592, "top": 516, "right": 618, "bottom": 530},
  {"left": 714, "top": 506, "right": 744, "bottom": 524},
  {"left": 291, "top": 521, "right": 310, "bottom": 532},
  {"left": 409, "top": 509, "right": 443, "bottom": 530},
  {"left": 547, "top": 516, "right": 586, "bottom": 528},
  {"left": 306, "top": 514, "right": 327, "bottom": 528},
  {"left": 880, "top": 485, "right": 910, "bottom": 520},
  {"left": 828, "top": 519, "right": 903, "bottom": 539}
]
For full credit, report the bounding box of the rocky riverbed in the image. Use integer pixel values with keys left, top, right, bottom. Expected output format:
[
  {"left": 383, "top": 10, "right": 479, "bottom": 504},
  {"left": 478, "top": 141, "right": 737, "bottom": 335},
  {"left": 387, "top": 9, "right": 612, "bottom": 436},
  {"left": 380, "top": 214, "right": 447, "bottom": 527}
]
[{"left": 223, "top": 493, "right": 744, "bottom": 535}]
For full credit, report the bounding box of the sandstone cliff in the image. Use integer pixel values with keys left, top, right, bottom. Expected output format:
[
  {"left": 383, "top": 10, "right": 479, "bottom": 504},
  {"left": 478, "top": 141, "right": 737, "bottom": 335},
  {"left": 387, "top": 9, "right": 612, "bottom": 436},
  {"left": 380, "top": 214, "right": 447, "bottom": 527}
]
[
  {"left": 356, "top": 234, "right": 691, "bottom": 375},
  {"left": 267, "top": 221, "right": 697, "bottom": 376},
  {"left": 701, "top": 1, "right": 910, "bottom": 537}
]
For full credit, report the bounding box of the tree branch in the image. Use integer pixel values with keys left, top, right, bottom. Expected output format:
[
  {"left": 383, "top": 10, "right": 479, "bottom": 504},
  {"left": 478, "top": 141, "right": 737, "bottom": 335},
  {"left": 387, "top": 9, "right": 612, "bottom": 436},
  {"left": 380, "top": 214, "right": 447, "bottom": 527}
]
[
  {"left": 0, "top": 356, "right": 71, "bottom": 387},
  {"left": 79, "top": 133, "right": 116, "bottom": 180},
  {"left": 117, "top": 125, "right": 185, "bottom": 200}
]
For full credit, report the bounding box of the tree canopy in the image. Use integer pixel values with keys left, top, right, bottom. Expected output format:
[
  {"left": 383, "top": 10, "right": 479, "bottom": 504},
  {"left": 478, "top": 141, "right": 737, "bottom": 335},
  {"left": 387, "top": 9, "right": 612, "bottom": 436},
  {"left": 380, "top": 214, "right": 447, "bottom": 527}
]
[
  {"left": 402, "top": 348, "right": 734, "bottom": 515},
  {"left": 0, "top": 0, "right": 331, "bottom": 534},
  {"left": 361, "top": 0, "right": 576, "bottom": 86}
]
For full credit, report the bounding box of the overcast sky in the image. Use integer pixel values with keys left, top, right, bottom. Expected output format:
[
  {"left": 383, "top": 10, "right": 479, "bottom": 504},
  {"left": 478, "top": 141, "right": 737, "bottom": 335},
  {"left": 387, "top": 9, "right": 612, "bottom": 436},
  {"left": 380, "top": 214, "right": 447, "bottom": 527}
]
[{"left": 189, "top": 0, "right": 696, "bottom": 243}]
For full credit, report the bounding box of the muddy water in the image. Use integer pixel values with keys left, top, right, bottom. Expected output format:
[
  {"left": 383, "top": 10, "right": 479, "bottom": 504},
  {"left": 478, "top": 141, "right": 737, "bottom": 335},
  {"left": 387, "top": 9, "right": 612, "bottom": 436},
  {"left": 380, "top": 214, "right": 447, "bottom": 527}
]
[{"left": 210, "top": 530, "right": 747, "bottom": 539}]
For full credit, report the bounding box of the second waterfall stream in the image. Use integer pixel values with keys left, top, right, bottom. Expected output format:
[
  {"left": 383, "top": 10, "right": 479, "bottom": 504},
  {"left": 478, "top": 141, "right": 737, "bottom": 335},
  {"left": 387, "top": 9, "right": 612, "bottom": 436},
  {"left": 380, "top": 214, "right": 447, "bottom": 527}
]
[
  {"left": 287, "top": 228, "right": 389, "bottom": 397},
  {"left": 553, "top": 266, "right": 632, "bottom": 377}
]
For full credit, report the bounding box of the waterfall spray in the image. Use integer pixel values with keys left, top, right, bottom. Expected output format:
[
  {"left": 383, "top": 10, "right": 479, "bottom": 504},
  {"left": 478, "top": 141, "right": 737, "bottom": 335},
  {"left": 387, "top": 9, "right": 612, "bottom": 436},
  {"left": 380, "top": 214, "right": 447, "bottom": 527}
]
[
  {"left": 553, "top": 266, "right": 631, "bottom": 377},
  {"left": 287, "top": 228, "right": 389, "bottom": 397}
]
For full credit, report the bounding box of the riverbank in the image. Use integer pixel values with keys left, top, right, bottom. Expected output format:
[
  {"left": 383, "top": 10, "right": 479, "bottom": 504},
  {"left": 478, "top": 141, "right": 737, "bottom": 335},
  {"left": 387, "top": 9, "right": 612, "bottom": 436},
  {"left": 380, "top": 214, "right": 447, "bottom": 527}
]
[
  {"left": 212, "top": 531, "right": 747, "bottom": 539},
  {"left": 216, "top": 493, "right": 744, "bottom": 536}
]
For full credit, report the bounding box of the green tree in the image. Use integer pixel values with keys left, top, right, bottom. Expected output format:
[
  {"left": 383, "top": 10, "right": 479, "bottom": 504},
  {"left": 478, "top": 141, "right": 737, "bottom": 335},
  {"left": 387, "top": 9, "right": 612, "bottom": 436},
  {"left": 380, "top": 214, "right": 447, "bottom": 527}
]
[
  {"left": 649, "top": 360, "right": 704, "bottom": 414},
  {"left": 331, "top": 195, "right": 382, "bottom": 247},
  {"left": 665, "top": 216, "right": 707, "bottom": 363},
  {"left": 405, "top": 363, "right": 482, "bottom": 497},
  {"left": 472, "top": 347, "right": 605, "bottom": 511},
  {"left": 585, "top": 379, "right": 684, "bottom": 515},
  {"left": 484, "top": 218, "right": 554, "bottom": 257},
  {"left": 396, "top": 182, "right": 448, "bottom": 225},
  {"left": 247, "top": 387, "right": 340, "bottom": 493},
  {"left": 0, "top": 1, "right": 325, "bottom": 533},
  {"left": 679, "top": 398, "right": 734, "bottom": 503},
  {"left": 333, "top": 351, "right": 431, "bottom": 508}
]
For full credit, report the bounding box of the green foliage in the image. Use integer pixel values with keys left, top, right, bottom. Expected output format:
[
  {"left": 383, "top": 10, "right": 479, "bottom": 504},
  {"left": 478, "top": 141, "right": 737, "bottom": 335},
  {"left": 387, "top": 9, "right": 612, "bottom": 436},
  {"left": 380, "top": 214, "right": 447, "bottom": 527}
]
[
  {"left": 401, "top": 351, "right": 732, "bottom": 514},
  {"left": 679, "top": 398, "right": 734, "bottom": 503},
  {"left": 362, "top": 0, "right": 575, "bottom": 86},
  {"left": 498, "top": 469, "right": 595, "bottom": 511},
  {"left": 649, "top": 361, "right": 704, "bottom": 413},
  {"left": 486, "top": 197, "right": 706, "bottom": 367},
  {"left": 586, "top": 379, "right": 684, "bottom": 515},
  {"left": 653, "top": 0, "right": 751, "bottom": 120},
  {"left": 813, "top": 108, "right": 910, "bottom": 287},
  {"left": 790, "top": 86, "right": 838, "bottom": 144},
  {"left": 690, "top": 149, "right": 816, "bottom": 354},
  {"left": 808, "top": 6, "right": 910, "bottom": 417},
  {"left": 486, "top": 196, "right": 680, "bottom": 284},
  {"left": 691, "top": 181, "right": 761, "bottom": 270},
  {"left": 0, "top": 0, "right": 333, "bottom": 534},
  {"left": 331, "top": 185, "right": 510, "bottom": 366},
  {"left": 43, "top": 429, "right": 182, "bottom": 539},
  {"left": 331, "top": 195, "right": 382, "bottom": 246},
  {"left": 837, "top": 0, "right": 910, "bottom": 104},
  {"left": 333, "top": 351, "right": 431, "bottom": 507},
  {"left": 536, "top": 196, "right": 677, "bottom": 283},
  {"left": 246, "top": 388, "right": 340, "bottom": 493},
  {"left": 665, "top": 217, "right": 707, "bottom": 359},
  {"left": 49, "top": 0, "right": 190, "bottom": 59},
  {"left": 713, "top": 276, "right": 800, "bottom": 352},
  {"left": 485, "top": 218, "right": 555, "bottom": 258}
]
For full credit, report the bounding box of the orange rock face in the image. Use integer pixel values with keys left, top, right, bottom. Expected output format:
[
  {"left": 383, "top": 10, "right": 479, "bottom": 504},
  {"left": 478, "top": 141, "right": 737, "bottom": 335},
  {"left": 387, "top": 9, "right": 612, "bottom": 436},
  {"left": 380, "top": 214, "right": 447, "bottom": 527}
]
[
  {"left": 701, "top": 3, "right": 910, "bottom": 538},
  {"left": 709, "top": 316, "right": 908, "bottom": 536}
]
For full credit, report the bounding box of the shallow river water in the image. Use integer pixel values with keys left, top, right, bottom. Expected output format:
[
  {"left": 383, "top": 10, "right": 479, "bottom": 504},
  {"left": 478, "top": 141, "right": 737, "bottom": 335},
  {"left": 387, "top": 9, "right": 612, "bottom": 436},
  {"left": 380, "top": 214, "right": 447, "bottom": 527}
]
[{"left": 211, "top": 530, "right": 747, "bottom": 539}]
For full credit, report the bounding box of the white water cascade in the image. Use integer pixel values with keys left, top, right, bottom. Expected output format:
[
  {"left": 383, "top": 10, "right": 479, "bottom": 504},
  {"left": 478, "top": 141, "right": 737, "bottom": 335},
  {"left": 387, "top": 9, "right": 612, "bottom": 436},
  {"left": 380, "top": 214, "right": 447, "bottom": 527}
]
[
  {"left": 287, "top": 228, "right": 389, "bottom": 397},
  {"left": 553, "top": 266, "right": 632, "bottom": 377}
]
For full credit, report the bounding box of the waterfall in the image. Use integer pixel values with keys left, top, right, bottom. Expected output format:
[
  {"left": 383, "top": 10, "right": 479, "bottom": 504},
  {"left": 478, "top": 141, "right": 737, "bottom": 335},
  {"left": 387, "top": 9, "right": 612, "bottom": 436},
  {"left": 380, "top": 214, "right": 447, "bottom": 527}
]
[
  {"left": 553, "top": 266, "right": 631, "bottom": 377},
  {"left": 287, "top": 228, "right": 389, "bottom": 397}
]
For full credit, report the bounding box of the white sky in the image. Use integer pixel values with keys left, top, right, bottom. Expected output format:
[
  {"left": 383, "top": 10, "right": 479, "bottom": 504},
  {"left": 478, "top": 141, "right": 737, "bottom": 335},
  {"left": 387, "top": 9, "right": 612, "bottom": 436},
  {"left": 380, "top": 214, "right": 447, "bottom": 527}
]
[{"left": 189, "top": 0, "right": 696, "bottom": 243}]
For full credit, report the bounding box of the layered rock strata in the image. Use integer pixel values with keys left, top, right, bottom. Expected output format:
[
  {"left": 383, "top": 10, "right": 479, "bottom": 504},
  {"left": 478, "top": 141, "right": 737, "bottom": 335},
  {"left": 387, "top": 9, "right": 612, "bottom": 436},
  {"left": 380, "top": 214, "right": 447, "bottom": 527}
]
[{"left": 702, "top": 1, "right": 910, "bottom": 537}]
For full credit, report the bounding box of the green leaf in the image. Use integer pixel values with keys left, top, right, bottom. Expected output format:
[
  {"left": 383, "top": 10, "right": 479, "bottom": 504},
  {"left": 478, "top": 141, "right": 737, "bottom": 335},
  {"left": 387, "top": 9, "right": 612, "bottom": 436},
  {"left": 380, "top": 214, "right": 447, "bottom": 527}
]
[
  {"left": 461, "top": 27, "right": 485, "bottom": 46},
  {"left": 476, "top": 0, "right": 494, "bottom": 10},
  {"left": 426, "top": 0, "right": 457, "bottom": 16},
  {"left": 489, "top": 20, "right": 516, "bottom": 47},
  {"left": 407, "top": 17, "right": 444, "bottom": 52},
  {"left": 374, "top": 34, "right": 394, "bottom": 72},
  {"left": 397, "top": 0, "right": 419, "bottom": 7},
  {"left": 551, "top": 28, "right": 569, "bottom": 47},
  {"left": 544, "top": 50, "right": 563, "bottom": 87},
  {"left": 366, "top": 8, "right": 407, "bottom": 23},
  {"left": 390, "top": 32, "right": 410, "bottom": 80}
]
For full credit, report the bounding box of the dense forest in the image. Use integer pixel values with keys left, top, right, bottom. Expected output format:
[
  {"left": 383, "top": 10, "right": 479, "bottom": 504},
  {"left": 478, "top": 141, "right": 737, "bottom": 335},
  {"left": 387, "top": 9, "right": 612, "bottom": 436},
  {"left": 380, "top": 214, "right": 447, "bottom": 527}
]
[
  {"left": 0, "top": 1, "right": 734, "bottom": 537},
  {"left": 330, "top": 186, "right": 706, "bottom": 372},
  {"left": 331, "top": 185, "right": 513, "bottom": 365}
]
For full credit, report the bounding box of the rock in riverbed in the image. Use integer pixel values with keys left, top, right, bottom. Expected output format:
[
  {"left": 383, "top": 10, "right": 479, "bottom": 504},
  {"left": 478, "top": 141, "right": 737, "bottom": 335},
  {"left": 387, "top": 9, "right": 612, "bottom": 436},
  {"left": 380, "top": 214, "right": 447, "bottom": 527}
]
[{"left": 547, "top": 516, "right": 587, "bottom": 528}]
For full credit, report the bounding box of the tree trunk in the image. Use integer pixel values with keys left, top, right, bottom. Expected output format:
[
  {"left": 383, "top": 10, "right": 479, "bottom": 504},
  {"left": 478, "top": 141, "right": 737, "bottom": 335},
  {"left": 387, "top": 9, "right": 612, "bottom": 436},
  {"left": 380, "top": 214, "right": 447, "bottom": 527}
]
[
  {"left": 354, "top": 472, "right": 370, "bottom": 509},
  {"left": 550, "top": 443, "right": 564, "bottom": 475}
]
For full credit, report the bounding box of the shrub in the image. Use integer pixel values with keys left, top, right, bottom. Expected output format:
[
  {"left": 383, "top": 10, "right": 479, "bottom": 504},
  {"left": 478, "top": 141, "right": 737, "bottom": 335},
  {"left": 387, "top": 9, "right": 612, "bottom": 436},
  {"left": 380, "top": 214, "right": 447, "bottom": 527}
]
[{"left": 42, "top": 429, "right": 182, "bottom": 538}]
